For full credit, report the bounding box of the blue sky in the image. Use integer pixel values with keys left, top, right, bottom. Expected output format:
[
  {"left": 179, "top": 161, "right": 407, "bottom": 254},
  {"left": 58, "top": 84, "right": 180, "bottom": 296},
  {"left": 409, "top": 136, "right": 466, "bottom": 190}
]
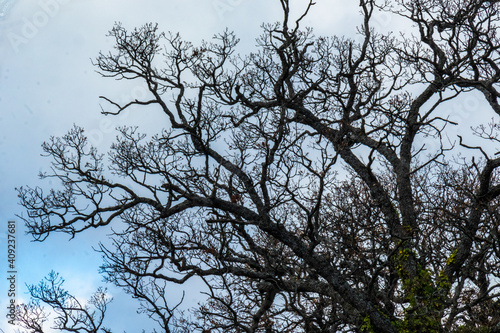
[
  {"left": 0, "top": 1, "right": 366, "bottom": 332},
  {"left": 0, "top": 1, "right": 494, "bottom": 332}
]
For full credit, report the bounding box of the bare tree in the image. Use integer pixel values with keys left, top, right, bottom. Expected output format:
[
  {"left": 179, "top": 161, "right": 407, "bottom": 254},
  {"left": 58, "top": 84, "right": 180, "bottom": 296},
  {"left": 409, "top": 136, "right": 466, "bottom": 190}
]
[
  {"left": 17, "top": 0, "right": 500, "bottom": 332},
  {"left": 14, "top": 271, "right": 112, "bottom": 333}
]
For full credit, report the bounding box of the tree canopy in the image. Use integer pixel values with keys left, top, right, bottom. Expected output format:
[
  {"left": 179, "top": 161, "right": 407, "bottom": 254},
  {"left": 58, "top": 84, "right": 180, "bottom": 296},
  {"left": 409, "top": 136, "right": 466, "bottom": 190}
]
[{"left": 16, "top": 0, "right": 500, "bottom": 332}]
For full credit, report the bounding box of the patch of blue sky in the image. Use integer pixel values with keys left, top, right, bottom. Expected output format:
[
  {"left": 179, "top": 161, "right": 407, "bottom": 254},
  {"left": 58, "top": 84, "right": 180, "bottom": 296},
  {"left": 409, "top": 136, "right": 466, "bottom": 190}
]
[{"left": 0, "top": 1, "right": 296, "bottom": 331}]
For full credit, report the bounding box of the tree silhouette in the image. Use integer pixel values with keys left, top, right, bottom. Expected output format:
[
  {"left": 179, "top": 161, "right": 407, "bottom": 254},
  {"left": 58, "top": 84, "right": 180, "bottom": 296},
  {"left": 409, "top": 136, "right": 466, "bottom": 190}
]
[
  {"left": 17, "top": 0, "right": 500, "bottom": 332},
  {"left": 15, "top": 272, "right": 112, "bottom": 333}
]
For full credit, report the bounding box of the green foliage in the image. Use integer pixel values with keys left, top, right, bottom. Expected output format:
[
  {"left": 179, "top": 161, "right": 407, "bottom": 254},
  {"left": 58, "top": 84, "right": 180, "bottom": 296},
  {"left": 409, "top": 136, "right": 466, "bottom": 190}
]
[
  {"left": 446, "top": 249, "right": 458, "bottom": 266},
  {"left": 394, "top": 247, "right": 453, "bottom": 333},
  {"left": 361, "top": 315, "right": 375, "bottom": 333}
]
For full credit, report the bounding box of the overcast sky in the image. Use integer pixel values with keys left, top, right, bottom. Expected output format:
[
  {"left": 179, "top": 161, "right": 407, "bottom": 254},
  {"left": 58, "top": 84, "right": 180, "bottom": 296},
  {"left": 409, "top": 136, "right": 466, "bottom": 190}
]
[
  {"left": 0, "top": 1, "right": 368, "bottom": 332},
  {"left": 0, "top": 1, "right": 494, "bottom": 332}
]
